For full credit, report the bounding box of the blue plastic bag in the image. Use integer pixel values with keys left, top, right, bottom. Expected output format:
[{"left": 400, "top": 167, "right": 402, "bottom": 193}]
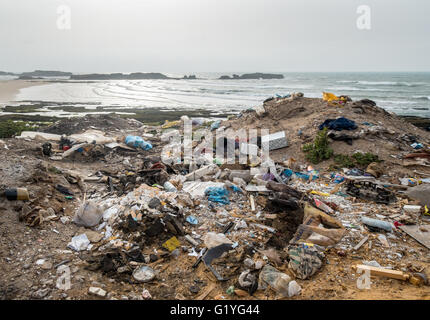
[
  {"left": 186, "top": 215, "right": 199, "bottom": 225},
  {"left": 205, "top": 187, "right": 230, "bottom": 205},
  {"left": 210, "top": 120, "right": 221, "bottom": 131},
  {"left": 125, "top": 136, "right": 153, "bottom": 151}
]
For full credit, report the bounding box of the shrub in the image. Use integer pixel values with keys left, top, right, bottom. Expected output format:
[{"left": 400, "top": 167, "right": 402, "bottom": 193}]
[
  {"left": 334, "top": 152, "right": 380, "bottom": 169},
  {"left": 334, "top": 154, "right": 355, "bottom": 168},
  {"left": 352, "top": 152, "right": 380, "bottom": 167},
  {"left": 303, "top": 128, "right": 333, "bottom": 164},
  {"left": 0, "top": 120, "right": 37, "bottom": 138}
]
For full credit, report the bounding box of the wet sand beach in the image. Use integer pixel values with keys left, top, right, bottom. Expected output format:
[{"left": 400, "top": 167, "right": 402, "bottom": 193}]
[{"left": 0, "top": 80, "right": 47, "bottom": 105}]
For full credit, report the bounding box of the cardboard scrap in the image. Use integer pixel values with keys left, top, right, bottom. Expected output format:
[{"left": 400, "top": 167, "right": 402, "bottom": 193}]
[{"left": 399, "top": 224, "right": 430, "bottom": 250}]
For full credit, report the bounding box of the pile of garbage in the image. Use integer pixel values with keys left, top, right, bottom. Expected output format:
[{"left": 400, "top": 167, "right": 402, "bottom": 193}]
[{"left": 2, "top": 92, "right": 430, "bottom": 300}]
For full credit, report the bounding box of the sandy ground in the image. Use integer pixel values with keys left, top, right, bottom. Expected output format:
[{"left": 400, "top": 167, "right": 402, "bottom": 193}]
[{"left": 0, "top": 80, "right": 47, "bottom": 105}]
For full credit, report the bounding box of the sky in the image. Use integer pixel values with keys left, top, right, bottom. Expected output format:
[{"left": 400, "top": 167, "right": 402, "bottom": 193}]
[{"left": 0, "top": 0, "right": 429, "bottom": 73}]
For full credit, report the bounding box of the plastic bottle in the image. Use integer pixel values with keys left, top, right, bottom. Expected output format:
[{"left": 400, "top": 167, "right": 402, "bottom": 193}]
[
  {"left": 259, "top": 265, "right": 291, "bottom": 297},
  {"left": 361, "top": 217, "right": 392, "bottom": 232},
  {"left": 163, "top": 181, "right": 178, "bottom": 192}
]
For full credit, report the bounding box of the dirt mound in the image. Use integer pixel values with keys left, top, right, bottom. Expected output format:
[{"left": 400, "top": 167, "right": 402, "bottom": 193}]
[
  {"left": 225, "top": 96, "right": 430, "bottom": 178},
  {"left": 40, "top": 114, "right": 143, "bottom": 135}
]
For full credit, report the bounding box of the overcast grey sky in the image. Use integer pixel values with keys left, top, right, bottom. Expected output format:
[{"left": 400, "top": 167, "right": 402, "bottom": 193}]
[{"left": 0, "top": 0, "right": 429, "bottom": 73}]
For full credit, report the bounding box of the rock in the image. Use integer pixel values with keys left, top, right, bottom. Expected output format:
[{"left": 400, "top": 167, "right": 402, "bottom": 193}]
[
  {"left": 36, "top": 259, "right": 52, "bottom": 270},
  {"left": 142, "top": 289, "right": 152, "bottom": 300},
  {"left": 288, "top": 281, "right": 302, "bottom": 297},
  {"left": 254, "top": 260, "right": 265, "bottom": 270},
  {"left": 244, "top": 258, "right": 255, "bottom": 269},
  {"left": 148, "top": 197, "right": 161, "bottom": 209},
  {"left": 117, "top": 266, "right": 130, "bottom": 274},
  {"left": 132, "top": 266, "right": 155, "bottom": 283},
  {"left": 88, "top": 286, "right": 107, "bottom": 298}
]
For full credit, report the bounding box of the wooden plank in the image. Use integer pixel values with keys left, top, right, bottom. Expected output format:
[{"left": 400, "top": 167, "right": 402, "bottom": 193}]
[
  {"left": 354, "top": 265, "right": 409, "bottom": 281},
  {"left": 196, "top": 283, "right": 216, "bottom": 300},
  {"left": 353, "top": 235, "right": 369, "bottom": 251}
]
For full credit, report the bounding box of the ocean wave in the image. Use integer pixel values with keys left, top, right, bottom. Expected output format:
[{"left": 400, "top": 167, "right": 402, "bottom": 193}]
[
  {"left": 336, "top": 80, "right": 358, "bottom": 84},
  {"left": 413, "top": 96, "right": 430, "bottom": 100},
  {"left": 325, "top": 86, "right": 387, "bottom": 92},
  {"left": 357, "top": 81, "right": 424, "bottom": 87}
]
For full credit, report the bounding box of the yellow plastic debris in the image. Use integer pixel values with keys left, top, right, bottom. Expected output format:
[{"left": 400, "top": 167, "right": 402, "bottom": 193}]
[
  {"left": 322, "top": 92, "right": 348, "bottom": 107},
  {"left": 310, "top": 190, "right": 330, "bottom": 197},
  {"left": 322, "top": 92, "right": 339, "bottom": 102},
  {"left": 162, "top": 236, "right": 181, "bottom": 252},
  {"left": 162, "top": 120, "right": 181, "bottom": 129}
]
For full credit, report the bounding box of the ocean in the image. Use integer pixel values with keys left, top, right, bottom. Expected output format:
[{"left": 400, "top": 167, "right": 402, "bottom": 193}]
[{"left": 2, "top": 72, "right": 430, "bottom": 118}]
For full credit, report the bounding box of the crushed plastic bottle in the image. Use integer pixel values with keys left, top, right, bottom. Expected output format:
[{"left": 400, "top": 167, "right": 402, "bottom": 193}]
[
  {"left": 258, "top": 265, "right": 292, "bottom": 298},
  {"left": 361, "top": 217, "right": 392, "bottom": 232},
  {"left": 163, "top": 181, "right": 177, "bottom": 192}
]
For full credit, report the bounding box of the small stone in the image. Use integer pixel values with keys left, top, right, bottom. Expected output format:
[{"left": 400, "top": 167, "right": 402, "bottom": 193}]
[
  {"left": 254, "top": 260, "right": 265, "bottom": 270},
  {"left": 88, "top": 287, "right": 107, "bottom": 298},
  {"left": 117, "top": 266, "right": 130, "bottom": 274},
  {"left": 244, "top": 258, "right": 255, "bottom": 269},
  {"left": 85, "top": 230, "right": 103, "bottom": 243},
  {"left": 148, "top": 197, "right": 161, "bottom": 209},
  {"left": 142, "top": 289, "right": 152, "bottom": 300},
  {"left": 132, "top": 266, "right": 155, "bottom": 283}
]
